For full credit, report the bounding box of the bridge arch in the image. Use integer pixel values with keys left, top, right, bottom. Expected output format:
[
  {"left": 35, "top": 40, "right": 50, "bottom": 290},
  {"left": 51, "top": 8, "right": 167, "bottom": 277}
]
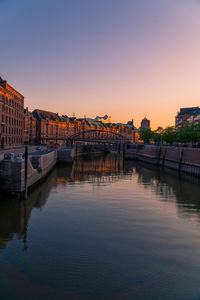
[{"left": 67, "top": 129, "right": 130, "bottom": 144}]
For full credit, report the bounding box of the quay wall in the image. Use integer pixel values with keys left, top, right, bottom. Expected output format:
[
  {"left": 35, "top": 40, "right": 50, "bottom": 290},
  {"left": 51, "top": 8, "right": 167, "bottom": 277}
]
[
  {"left": 125, "top": 145, "right": 200, "bottom": 176},
  {"left": 76, "top": 144, "right": 107, "bottom": 156},
  {"left": 0, "top": 147, "right": 74, "bottom": 196},
  {"left": 57, "top": 147, "right": 75, "bottom": 163},
  {"left": 26, "top": 151, "right": 57, "bottom": 190}
]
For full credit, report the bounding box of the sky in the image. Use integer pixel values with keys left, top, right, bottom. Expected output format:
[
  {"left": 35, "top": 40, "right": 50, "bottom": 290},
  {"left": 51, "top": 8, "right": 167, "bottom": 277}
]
[{"left": 1, "top": 0, "right": 200, "bottom": 129}]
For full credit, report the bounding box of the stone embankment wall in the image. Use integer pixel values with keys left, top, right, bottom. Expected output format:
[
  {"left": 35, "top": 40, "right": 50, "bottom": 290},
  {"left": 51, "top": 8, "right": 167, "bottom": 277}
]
[
  {"left": 0, "top": 151, "right": 57, "bottom": 194},
  {"left": 125, "top": 145, "right": 200, "bottom": 176},
  {"left": 27, "top": 151, "right": 57, "bottom": 190},
  {"left": 76, "top": 144, "right": 106, "bottom": 156},
  {"left": 57, "top": 147, "right": 75, "bottom": 163},
  {"left": 0, "top": 147, "right": 74, "bottom": 196}
]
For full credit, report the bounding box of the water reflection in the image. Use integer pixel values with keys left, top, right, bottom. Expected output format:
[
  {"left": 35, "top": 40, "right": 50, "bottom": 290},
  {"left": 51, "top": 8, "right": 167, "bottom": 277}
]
[
  {"left": 55, "top": 154, "right": 127, "bottom": 185},
  {"left": 135, "top": 162, "right": 200, "bottom": 221},
  {"left": 0, "top": 169, "right": 56, "bottom": 249},
  {"left": 1, "top": 154, "right": 200, "bottom": 250}
]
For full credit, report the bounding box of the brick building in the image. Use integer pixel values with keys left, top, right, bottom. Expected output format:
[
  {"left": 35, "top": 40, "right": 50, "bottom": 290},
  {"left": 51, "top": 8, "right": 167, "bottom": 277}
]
[
  {"left": 0, "top": 77, "right": 24, "bottom": 148},
  {"left": 32, "top": 109, "right": 68, "bottom": 145},
  {"left": 24, "top": 107, "right": 37, "bottom": 144},
  {"left": 32, "top": 109, "right": 137, "bottom": 145}
]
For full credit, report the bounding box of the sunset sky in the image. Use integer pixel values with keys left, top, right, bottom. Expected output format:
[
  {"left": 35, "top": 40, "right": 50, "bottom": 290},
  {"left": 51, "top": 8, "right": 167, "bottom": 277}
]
[{"left": 1, "top": 0, "right": 200, "bottom": 129}]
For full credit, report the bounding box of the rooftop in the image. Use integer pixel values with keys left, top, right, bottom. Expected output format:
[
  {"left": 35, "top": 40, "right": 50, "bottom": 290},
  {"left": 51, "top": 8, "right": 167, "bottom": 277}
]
[{"left": 178, "top": 107, "right": 200, "bottom": 116}]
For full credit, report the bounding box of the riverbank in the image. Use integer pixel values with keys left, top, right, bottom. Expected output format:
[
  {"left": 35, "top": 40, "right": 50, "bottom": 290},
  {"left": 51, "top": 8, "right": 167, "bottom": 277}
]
[
  {"left": 0, "top": 147, "right": 75, "bottom": 197},
  {"left": 125, "top": 145, "right": 200, "bottom": 176}
]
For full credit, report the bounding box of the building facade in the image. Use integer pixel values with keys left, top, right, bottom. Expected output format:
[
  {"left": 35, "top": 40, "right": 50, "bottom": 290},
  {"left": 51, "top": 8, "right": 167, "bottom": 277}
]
[
  {"left": 175, "top": 107, "right": 200, "bottom": 130},
  {"left": 24, "top": 107, "right": 37, "bottom": 144},
  {"left": 0, "top": 77, "right": 24, "bottom": 148},
  {"left": 32, "top": 109, "right": 136, "bottom": 145},
  {"left": 140, "top": 117, "right": 150, "bottom": 130},
  {"left": 32, "top": 109, "right": 69, "bottom": 145}
]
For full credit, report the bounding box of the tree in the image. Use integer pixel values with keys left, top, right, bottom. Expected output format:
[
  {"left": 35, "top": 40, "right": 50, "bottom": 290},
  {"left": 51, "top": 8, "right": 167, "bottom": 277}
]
[
  {"left": 162, "top": 126, "right": 176, "bottom": 145},
  {"left": 139, "top": 129, "right": 152, "bottom": 144},
  {"left": 176, "top": 122, "right": 199, "bottom": 144},
  {"left": 152, "top": 126, "right": 163, "bottom": 143},
  {"left": 195, "top": 121, "right": 200, "bottom": 142}
]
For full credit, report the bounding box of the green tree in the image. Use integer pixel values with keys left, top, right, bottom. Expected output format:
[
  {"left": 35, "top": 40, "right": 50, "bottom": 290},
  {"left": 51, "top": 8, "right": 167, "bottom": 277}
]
[
  {"left": 195, "top": 121, "right": 200, "bottom": 142},
  {"left": 139, "top": 129, "right": 152, "bottom": 144},
  {"left": 162, "top": 126, "right": 176, "bottom": 145},
  {"left": 176, "top": 122, "right": 199, "bottom": 144},
  {"left": 152, "top": 126, "right": 163, "bottom": 143}
]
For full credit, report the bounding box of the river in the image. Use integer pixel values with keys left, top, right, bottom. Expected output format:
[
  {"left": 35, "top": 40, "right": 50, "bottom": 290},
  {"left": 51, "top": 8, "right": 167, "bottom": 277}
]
[{"left": 0, "top": 154, "right": 200, "bottom": 299}]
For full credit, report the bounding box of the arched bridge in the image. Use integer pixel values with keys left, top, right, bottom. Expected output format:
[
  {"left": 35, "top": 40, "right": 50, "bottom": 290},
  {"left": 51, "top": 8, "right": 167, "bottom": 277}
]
[{"left": 67, "top": 130, "right": 130, "bottom": 145}]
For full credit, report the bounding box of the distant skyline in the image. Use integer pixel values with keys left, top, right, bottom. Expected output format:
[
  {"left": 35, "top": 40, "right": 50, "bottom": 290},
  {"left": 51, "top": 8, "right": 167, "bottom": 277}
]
[{"left": 1, "top": 0, "right": 200, "bottom": 129}]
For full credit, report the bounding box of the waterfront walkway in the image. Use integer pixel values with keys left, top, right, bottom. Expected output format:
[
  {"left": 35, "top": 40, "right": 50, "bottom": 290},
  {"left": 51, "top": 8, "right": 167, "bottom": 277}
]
[{"left": 0, "top": 146, "right": 48, "bottom": 160}]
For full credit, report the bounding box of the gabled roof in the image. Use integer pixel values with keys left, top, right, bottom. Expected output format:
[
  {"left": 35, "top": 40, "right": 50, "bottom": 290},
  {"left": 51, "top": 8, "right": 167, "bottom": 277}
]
[
  {"left": 61, "top": 115, "right": 69, "bottom": 122},
  {"left": 32, "top": 109, "right": 66, "bottom": 123}
]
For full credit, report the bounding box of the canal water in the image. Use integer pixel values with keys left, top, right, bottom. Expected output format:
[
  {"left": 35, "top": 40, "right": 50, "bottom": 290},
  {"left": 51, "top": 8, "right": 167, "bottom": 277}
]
[{"left": 1, "top": 154, "right": 200, "bottom": 299}]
